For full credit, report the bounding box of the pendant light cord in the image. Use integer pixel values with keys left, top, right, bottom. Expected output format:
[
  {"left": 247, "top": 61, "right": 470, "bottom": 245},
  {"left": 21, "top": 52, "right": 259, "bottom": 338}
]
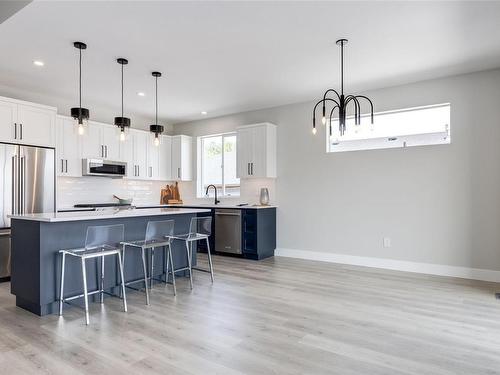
[
  {"left": 121, "top": 64, "right": 124, "bottom": 118},
  {"left": 340, "top": 41, "right": 344, "bottom": 96},
  {"left": 79, "top": 47, "right": 82, "bottom": 110},
  {"left": 155, "top": 76, "right": 158, "bottom": 126}
]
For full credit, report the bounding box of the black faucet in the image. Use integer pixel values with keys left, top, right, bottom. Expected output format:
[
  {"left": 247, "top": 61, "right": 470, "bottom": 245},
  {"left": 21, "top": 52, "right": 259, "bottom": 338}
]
[{"left": 205, "top": 184, "right": 220, "bottom": 205}]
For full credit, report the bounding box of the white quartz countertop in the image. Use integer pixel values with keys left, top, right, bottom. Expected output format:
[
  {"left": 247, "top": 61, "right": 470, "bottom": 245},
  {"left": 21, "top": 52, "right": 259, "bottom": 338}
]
[
  {"left": 9, "top": 207, "right": 211, "bottom": 223},
  {"left": 137, "top": 204, "right": 277, "bottom": 210}
]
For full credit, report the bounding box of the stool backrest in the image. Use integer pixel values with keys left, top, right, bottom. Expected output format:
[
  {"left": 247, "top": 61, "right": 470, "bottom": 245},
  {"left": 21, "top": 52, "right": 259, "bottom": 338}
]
[
  {"left": 188, "top": 216, "right": 212, "bottom": 237},
  {"left": 145, "top": 220, "right": 174, "bottom": 243},
  {"left": 85, "top": 224, "right": 124, "bottom": 250}
]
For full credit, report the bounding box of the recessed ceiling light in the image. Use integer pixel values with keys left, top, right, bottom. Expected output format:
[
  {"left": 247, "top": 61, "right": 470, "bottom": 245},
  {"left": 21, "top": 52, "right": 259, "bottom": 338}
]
[
  {"left": 33, "top": 60, "right": 44, "bottom": 67},
  {"left": 137, "top": 92, "right": 145, "bottom": 97},
  {"left": 201, "top": 111, "right": 208, "bottom": 115}
]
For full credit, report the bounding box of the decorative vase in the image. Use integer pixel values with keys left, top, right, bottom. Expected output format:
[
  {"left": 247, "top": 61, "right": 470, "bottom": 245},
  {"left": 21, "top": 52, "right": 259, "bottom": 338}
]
[{"left": 259, "top": 188, "right": 270, "bottom": 206}]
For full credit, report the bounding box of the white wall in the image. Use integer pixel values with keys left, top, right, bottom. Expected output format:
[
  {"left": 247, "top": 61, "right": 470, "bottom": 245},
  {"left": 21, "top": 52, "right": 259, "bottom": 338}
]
[{"left": 174, "top": 69, "right": 500, "bottom": 274}]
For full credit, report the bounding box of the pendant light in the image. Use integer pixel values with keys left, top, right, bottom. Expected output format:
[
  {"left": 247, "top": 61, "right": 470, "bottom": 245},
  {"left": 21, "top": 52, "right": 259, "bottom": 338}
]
[
  {"left": 149, "top": 71, "right": 164, "bottom": 147},
  {"left": 70, "top": 41, "right": 89, "bottom": 135},
  {"left": 114, "top": 58, "right": 130, "bottom": 141},
  {"left": 312, "top": 39, "right": 374, "bottom": 138}
]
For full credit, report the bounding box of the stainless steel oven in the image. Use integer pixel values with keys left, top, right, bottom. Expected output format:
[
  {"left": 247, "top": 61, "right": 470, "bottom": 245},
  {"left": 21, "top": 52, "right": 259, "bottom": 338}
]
[
  {"left": 82, "top": 159, "right": 126, "bottom": 178},
  {"left": 215, "top": 209, "right": 242, "bottom": 254}
]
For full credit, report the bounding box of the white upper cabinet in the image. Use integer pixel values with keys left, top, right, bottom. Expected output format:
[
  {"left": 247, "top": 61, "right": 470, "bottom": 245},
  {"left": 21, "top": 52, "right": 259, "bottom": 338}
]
[
  {"left": 159, "top": 135, "right": 172, "bottom": 181},
  {"left": 171, "top": 135, "right": 192, "bottom": 181},
  {"left": 127, "top": 129, "right": 148, "bottom": 180},
  {"left": 102, "top": 125, "right": 120, "bottom": 160},
  {"left": 147, "top": 140, "right": 160, "bottom": 180},
  {"left": 81, "top": 121, "right": 121, "bottom": 160},
  {"left": 56, "top": 116, "right": 81, "bottom": 177},
  {"left": 236, "top": 123, "right": 277, "bottom": 179},
  {"left": 0, "top": 96, "right": 55, "bottom": 147},
  {"left": 80, "top": 122, "right": 104, "bottom": 159}
]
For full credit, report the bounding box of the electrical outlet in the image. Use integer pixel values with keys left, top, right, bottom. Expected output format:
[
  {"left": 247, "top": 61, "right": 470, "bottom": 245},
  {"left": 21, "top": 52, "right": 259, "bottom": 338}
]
[{"left": 383, "top": 237, "right": 391, "bottom": 248}]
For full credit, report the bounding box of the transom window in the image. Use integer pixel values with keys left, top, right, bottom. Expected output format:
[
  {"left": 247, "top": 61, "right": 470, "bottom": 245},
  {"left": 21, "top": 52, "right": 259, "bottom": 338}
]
[
  {"left": 327, "top": 103, "right": 451, "bottom": 153},
  {"left": 198, "top": 133, "right": 240, "bottom": 197}
]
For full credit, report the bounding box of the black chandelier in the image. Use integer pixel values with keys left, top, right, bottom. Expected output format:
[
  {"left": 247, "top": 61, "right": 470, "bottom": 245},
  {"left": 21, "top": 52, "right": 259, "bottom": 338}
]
[
  {"left": 114, "top": 58, "right": 131, "bottom": 141},
  {"left": 312, "top": 39, "right": 374, "bottom": 137},
  {"left": 149, "top": 71, "right": 164, "bottom": 147},
  {"left": 70, "top": 41, "right": 89, "bottom": 135}
]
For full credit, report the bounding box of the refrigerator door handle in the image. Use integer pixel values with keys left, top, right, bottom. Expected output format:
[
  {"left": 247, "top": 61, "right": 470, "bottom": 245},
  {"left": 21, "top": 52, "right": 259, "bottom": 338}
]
[
  {"left": 11, "top": 155, "right": 17, "bottom": 214},
  {"left": 20, "top": 156, "right": 25, "bottom": 214}
]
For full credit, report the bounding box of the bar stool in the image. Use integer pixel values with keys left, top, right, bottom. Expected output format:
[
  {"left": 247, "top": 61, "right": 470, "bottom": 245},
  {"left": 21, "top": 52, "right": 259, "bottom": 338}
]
[
  {"left": 59, "top": 224, "right": 127, "bottom": 325},
  {"left": 171, "top": 216, "right": 214, "bottom": 286},
  {"left": 120, "top": 220, "right": 176, "bottom": 304}
]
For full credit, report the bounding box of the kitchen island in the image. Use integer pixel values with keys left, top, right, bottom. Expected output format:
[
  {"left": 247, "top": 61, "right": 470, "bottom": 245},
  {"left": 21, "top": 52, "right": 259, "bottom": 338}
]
[{"left": 9, "top": 207, "right": 210, "bottom": 316}]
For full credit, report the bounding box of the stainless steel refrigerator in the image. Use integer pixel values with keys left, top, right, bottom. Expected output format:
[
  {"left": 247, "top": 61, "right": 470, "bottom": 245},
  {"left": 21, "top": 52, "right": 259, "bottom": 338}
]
[{"left": 0, "top": 143, "right": 55, "bottom": 279}]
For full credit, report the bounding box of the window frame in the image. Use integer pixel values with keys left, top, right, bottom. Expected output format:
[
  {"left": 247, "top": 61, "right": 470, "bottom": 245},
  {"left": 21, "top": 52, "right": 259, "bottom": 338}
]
[
  {"left": 197, "top": 132, "right": 240, "bottom": 198},
  {"left": 326, "top": 103, "right": 451, "bottom": 153}
]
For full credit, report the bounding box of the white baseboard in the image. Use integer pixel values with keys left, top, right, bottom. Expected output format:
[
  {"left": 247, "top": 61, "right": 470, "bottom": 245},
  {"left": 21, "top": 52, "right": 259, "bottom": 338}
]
[{"left": 275, "top": 248, "right": 500, "bottom": 283}]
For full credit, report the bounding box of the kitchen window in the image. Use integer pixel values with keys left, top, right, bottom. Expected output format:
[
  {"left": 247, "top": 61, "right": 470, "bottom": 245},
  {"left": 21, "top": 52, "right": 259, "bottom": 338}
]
[
  {"left": 198, "top": 133, "right": 240, "bottom": 197},
  {"left": 327, "top": 103, "right": 451, "bottom": 153}
]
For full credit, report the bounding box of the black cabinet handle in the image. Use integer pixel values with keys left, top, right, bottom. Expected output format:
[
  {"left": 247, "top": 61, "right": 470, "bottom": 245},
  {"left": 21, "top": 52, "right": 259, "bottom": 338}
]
[
  {"left": 19, "top": 123, "right": 23, "bottom": 140},
  {"left": 65, "top": 159, "right": 68, "bottom": 173},
  {"left": 14, "top": 123, "right": 17, "bottom": 140},
  {"left": 61, "top": 159, "right": 64, "bottom": 173}
]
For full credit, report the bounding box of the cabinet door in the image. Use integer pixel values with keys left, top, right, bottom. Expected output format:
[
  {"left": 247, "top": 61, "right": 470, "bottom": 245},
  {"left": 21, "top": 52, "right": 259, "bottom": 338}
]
[
  {"left": 102, "top": 125, "right": 120, "bottom": 160},
  {"left": 56, "top": 117, "right": 81, "bottom": 177},
  {"left": 17, "top": 104, "right": 55, "bottom": 147},
  {"left": 133, "top": 131, "right": 148, "bottom": 179},
  {"left": 171, "top": 135, "right": 192, "bottom": 181},
  {"left": 236, "top": 128, "right": 252, "bottom": 178},
  {"left": 0, "top": 99, "right": 17, "bottom": 142},
  {"left": 171, "top": 136, "right": 181, "bottom": 180},
  {"left": 120, "top": 133, "right": 135, "bottom": 178},
  {"left": 250, "top": 125, "right": 267, "bottom": 178},
  {"left": 159, "top": 135, "right": 172, "bottom": 181},
  {"left": 81, "top": 122, "right": 103, "bottom": 159},
  {"left": 147, "top": 142, "right": 160, "bottom": 180}
]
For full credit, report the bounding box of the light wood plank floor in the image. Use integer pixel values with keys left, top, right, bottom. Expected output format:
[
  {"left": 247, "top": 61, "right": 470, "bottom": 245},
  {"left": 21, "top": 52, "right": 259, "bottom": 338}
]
[{"left": 1, "top": 254, "right": 500, "bottom": 374}]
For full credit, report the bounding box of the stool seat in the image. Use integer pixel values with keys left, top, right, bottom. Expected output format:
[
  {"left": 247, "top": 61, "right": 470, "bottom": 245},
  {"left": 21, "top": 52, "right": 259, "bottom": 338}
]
[
  {"left": 60, "top": 245, "right": 121, "bottom": 259},
  {"left": 172, "top": 233, "right": 209, "bottom": 242},
  {"left": 120, "top": 238, "right": 171, "bottom": 249}
]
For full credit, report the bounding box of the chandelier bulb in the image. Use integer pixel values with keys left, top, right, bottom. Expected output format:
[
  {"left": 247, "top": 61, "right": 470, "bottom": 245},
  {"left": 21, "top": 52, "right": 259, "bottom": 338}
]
[{"left": 321, "top": 116, "right": 326, "bottom": 125}]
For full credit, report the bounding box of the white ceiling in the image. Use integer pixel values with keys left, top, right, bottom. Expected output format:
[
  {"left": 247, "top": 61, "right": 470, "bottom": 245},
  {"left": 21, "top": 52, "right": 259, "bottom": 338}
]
[{"left": 1, "top": 1, "right": 500, "bottom": 126}]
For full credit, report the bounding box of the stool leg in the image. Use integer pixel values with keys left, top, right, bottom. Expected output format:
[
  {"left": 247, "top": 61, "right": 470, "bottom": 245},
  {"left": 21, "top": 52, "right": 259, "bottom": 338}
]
[
  {"left": 168, "top": 243, "right": 176, "bottom": 296},
  {"left": 185, "top": 240, "right": 193, "bottom": 290},
  {"left": 81, "top": 258, "right": 90, "bottom": 325},
  {"left": 141, "top": 247, "right": 150, "bottom": 305},
  {"left": 150, "top": 248, "right": 155, "bottom": 289},
  {"left": 117, "top": 251, "right": 128, "bottom": 313},
  {"left": 120, "top": 244, "right": 126, "bottom": 299},
  {"left": 100, "top": 255, "right": 105, "bottom": 304},
  {"left": 206, "top": 237, "right": 214, "bottom": 283},
  {"left": 59, "top": 252, "right": 66, "bottom": 316},
  {"left": 166, "top": 246, "right": 170, "bottom": 282}
]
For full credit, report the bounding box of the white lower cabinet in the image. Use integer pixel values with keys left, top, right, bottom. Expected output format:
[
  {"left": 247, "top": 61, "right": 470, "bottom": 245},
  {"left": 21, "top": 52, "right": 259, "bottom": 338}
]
[
  {"left": 56, "top": 116, "right": 81, "bottom": 177},
  {"left": 171, "top": 135, "right": 192, "bottom": 181}
]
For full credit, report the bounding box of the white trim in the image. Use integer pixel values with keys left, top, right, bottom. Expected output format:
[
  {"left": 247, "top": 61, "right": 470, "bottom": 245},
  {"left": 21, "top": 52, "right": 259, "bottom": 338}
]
[{"left": 275, "top": 248, "right": 500, "bottom": 283}]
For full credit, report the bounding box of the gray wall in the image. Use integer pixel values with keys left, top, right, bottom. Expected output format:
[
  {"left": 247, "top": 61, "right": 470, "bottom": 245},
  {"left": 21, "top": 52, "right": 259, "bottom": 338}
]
[{"left": 173, "top": 69, "right": 500, "bottom": 271}]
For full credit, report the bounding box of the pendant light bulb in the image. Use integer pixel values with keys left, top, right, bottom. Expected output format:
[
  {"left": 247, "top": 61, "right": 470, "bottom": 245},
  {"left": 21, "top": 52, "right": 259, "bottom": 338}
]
[
  {"left": 321, "top": 116, "right": 326, "bottom": 125},
  {"left": 154, "top": 135, "right": 160, "bottom": 147},
  {"left": 120, "top": 129, "right": 126, "bottom": 141},
  {"left": 78, "top": 123, "right": 85, "bottom": 135},
  {"left": 312, "top": 127, "right": 317, "bottom": 135}
]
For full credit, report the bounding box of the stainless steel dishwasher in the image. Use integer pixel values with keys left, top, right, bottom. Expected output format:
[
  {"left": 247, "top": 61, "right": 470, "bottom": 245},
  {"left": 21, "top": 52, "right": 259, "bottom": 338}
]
[{"left": 215, "top": 209, "right": 242, "bottom": 254}]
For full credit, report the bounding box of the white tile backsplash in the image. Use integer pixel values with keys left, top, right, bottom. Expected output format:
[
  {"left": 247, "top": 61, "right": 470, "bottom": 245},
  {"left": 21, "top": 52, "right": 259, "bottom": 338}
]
[
  {"left": 57, "top": 177, "right": 170, "bottom": 209},
  {"left": 57, "top": 177, "right": 276, "bottom": 209}
]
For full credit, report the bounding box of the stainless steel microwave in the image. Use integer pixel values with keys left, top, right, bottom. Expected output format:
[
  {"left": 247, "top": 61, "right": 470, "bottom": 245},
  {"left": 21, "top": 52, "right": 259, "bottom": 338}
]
[{"left": 82, "top": 159, "right": 127, "bottom": 178}]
